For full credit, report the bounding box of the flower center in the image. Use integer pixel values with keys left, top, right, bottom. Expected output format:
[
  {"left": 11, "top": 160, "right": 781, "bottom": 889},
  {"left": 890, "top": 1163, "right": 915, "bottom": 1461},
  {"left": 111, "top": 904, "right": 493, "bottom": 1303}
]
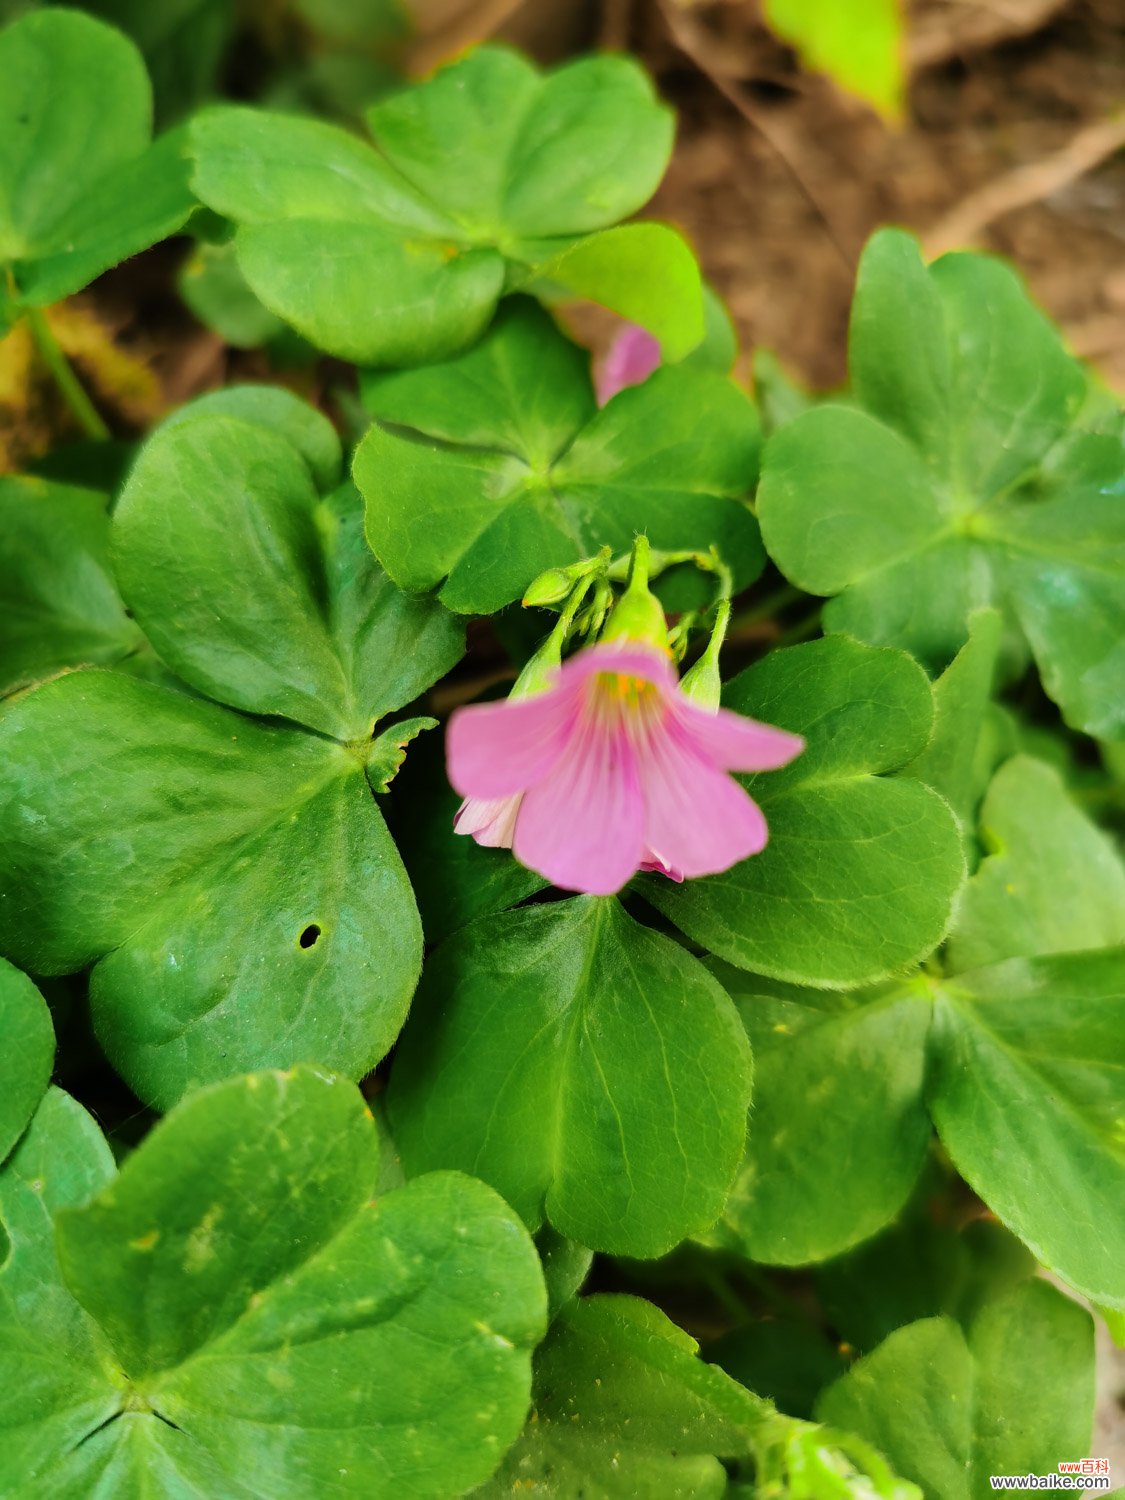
[{"left": 588, "top": 672, "right": 665, "bottom": 740}]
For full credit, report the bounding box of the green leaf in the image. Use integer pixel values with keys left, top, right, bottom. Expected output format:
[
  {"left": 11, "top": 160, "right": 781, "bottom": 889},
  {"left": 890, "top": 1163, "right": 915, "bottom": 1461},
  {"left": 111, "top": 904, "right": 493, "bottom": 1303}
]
[
  {"left": 386, "top": 727, "right": 546, "bottom": 945},
  {"left": 157, "top": 382, "right": 341, "bottom": 490},
  {"left": 388, "top": 897, "right": 752, "bottom": 1258},
  {"left": 763, "top": 0, "right": 904, "bottom": 119},
  {"left": 706, "top": 1318, "right": 845, "bottom": 1421},
  {"left": 0, "top": 1088, "right": 121, "bottom": 1494},
  {"left": 10, "top": 1069, "right": 546, "bottom": 1496},
  {"left": 115, "top": 412, "right": 462, "bottom": 739},
  {"left": 929, "top": 950, "right": 1125, "bottom": 1308},
  {"left": 817, "top": 1196, "right": 1036, "bottom": 1354},
  {"left": 0, "top": 475, "right": 143, "bottom": 697},
  {"left": 759, "top": 230, "right": 1123, "bottom": 739},
  {"left": 355, "top": 297, "right": 762, "bottom": 614},
  {"left": 0, "top": 670, "right": 422, "bottom": 1108},
  {"left": 902, "top": 607, "right": 1003, "bottom": 833},
  {"left": 0, "top": 957, "right": 55, "bottom": 1164},
  {"left": 947, "top": 755, "right": 1125, "bottom": 972},
  {"left": 524, "top": 222, "right": 705, "bottom": 361},
  {"left": 702, "top": 965, "right": 931, "bottom": 1264},
  {"left": 817, "top": 1282, "right": 1094, "bottom": 1497},
  {"left": 537, "top": 1227, "right": 594, "bottom": 1321},
  {"left": 0, "top": 10, "right": 195, "bottom": 309},
  {"left": 179, "top": 237, "right": 286, "bottom": 348},
  {"left": 85, "top": 0, "right": 235, "bottom": 127},
  {"left": 475, "top": 1294, "right": 762, "bottom": 1497},
  {"left": 648, "top": 636, "right": 965, "bottom": 987},
  {"left": 189, "top": 46, "right": 678, "bottom": 365}
]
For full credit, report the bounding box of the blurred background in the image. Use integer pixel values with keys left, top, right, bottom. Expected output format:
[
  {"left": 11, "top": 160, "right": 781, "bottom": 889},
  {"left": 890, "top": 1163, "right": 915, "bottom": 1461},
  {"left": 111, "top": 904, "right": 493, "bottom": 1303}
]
[{"left": 1, "top": 0, "right": 1122, "bottom": 468}]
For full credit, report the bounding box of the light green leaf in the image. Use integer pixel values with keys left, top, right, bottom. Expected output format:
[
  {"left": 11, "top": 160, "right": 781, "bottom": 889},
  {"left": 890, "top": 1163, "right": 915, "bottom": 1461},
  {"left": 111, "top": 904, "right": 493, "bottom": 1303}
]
[
  {"left": 523, "top": 222, "right": 704, "bottom": 361},
  {"left": 388, "top": 897, "right": 752, "bottom": 1258},
  {"left": 702, "top": 965, "right": 931, "bottom": 1265},
  {"left": 947, "top": 755, "right": 1125, "bottom": 972},
  {"left": 929, "top": 950, "right": 1125, "bottom": 1308},
  {"left": 0, "top": 670, "right": 422, "bottom": 1108},
  {"left": 178, "top": 238, "right": 286, "bottom": 349},
  {"left": 0, "top": 1088, "right": 120, "bottom": 1495},
  {"left": 475, "top": 1294, "right": 762, "bottom": 1498},
  {"left": 7, "top": 1070, "right": 546, "bottom": 1497},
  {"left": 0, "top": 10, "right": 194, "bottom": 309},
  {"left": 817, "top": 1282, "right": 1094, "bottom": 1498},
  {"left": 0, "top": 957, "right": 55, "bottom": 1164},
  {"left": 763, "top": 0, "right": 904, "bottom": 119},
  {"left": 902, "top": 607, "right": 1003, "bottom": 833},
  {"left": 356, "top": 296, "right": 762, "bottom": 614},
  {"left": 648, "top": 636, "right": 965, "bottom": 987},
  {"left": 189, "top": 47, "right": 679, "bottom": 365},
  {"left": 115, "top": 413, "right": 462, "bottom": 739},
  {"left": 759, "top": 229, "right": 1123, "bottom": 739},
  {"left": 0, "top": 475, "right": 143, "bottom": 697}
]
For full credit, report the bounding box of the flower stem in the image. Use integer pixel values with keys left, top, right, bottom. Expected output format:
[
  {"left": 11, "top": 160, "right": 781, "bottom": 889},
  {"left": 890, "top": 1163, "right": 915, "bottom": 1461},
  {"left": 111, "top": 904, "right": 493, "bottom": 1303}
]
[{"left": 25, "top": 306, "right": 110, "bottom": 441}]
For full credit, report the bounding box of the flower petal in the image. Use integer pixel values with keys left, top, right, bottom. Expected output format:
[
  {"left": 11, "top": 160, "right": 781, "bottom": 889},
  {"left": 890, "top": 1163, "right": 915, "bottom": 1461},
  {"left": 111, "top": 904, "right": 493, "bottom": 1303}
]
[
  {"left": 454, "top": 794, "right": 522, "bottom": 848},
  {"left": 597, "top": 323, "right": 661, "bottom": 404},
  {"left": 639, "top": 726, "right": 768, "bottom": 879},
  {"left": 675, "top": 700, "right": 805, "bottom": 773},
  {"left": 447, "top": 686, "right": 576, "bottom": 799},
  {"left": 513, "top": 722, "right": 645, "bottom": 895}
]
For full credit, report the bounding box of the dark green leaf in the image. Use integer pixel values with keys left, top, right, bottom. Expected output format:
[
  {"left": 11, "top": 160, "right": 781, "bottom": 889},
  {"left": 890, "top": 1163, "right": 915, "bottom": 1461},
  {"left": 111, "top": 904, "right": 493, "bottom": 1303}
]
[
  {"left": 0, "top": 670, "right": 422, "bottom": 1108},
  {"left": 648, "top": 636, "right": 965, "bottom": 986},
  {"left": 7, "top": 1069, "right": 547, "bottom": 1496},
  {"left": 388, "top": 897, "right": 752, "bottom": 1258},
  {"left": 356, "top": 297, "right": 762, "bottom": 614},
  {"left": 0, "top": 1088, "right": 120, "bottom": 1493},
  {"left": 0, "top": 475, "right": 143, "bottom": 697},
  {"left": 0, "top": 957, "right": 55, "bottom": 1164},
  {"left": 115, "top": 413, "right": 462, "bottom": 739},
  {"left": 817, "top": 1282, "right": 1094, "bottom": 1498}
]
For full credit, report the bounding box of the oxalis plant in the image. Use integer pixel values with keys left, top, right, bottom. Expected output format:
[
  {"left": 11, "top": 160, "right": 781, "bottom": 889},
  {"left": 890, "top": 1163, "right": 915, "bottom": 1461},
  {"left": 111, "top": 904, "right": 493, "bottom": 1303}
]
[{"left": 1, "top": 9, "right": 1123, "bottom": 1499}]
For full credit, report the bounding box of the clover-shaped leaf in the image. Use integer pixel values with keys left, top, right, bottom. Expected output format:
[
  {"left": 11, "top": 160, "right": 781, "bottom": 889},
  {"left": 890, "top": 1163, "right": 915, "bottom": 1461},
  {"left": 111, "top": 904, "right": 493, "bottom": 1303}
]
[
  {"left": 0, "top": 1069, "right": 547, "bottom": 1498},
  {"left": 0, "top": 396, "right": 464, "bottom": 1108},
  {"left": 354, "top": 296, "right": 763, "bottom": 614},
  {"left": 189, "top": 46, "right": 689, "bottom": 366},
  {"left": 0, "top": 474, "right": 144, "bottom": 697},
  {"left": 647, "top": 635, "right": 965, "bottom": 987},
  {"left": 702, "top": 966, "right": 931, "bottom": 1266},
  {"left": 474, "top": 1294, "right": 762, "bottom": 1497},
  {"left": 817, "top": 1282, "right": 1094, "bottom": 1497},
  {"left": 0, "top": 9, "right": 196, "bottom": 324},
  {"left": 703, "top": 748, "right": 1125, "bottom": 1301},
  {"left": 0, "top": 957, "right": 55, "bottom": 1164},
  {"left": 946, "top": 754, "right": 1125, "bottom": 972},
  {"left": 388, "top": 896, "right": 752, "bottom": 1258},
  {"left": 930, "top": 948, "right": 1125, "bottom": 1310},
  {"left": 758, "top": 229, "right": 1125, "bottom": 740}
]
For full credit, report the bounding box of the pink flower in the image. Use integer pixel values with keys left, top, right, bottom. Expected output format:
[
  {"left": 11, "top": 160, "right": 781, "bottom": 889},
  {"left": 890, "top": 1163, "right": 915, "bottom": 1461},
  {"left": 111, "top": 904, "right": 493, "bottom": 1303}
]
[
  {"left": 447, "top": 642, "right": 804, "bottom": 896},
  {"left": 596, "top": 323, "right": 661, "bottom": 404}
]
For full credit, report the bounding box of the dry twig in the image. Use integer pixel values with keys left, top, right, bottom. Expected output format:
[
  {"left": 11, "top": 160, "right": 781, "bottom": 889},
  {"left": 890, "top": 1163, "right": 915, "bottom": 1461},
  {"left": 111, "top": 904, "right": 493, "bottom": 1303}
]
[{"left": 924, "top": 112, "right": 1125, "bottom": 254}]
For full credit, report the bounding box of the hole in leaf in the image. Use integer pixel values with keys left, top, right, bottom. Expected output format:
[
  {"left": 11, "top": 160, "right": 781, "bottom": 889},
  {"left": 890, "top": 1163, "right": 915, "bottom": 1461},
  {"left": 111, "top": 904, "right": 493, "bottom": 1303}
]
[{"left": 298, "top": 924, "right": 321, "bottom": 949}]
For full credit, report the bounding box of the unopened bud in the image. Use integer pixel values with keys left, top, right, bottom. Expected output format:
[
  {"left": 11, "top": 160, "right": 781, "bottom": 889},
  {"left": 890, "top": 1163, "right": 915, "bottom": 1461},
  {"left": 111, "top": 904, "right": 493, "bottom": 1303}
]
[
  {"left": 678, "top": 598, "right": 730, "bottom": 712},
  {"left": 598, "top": 536, "right": 668, "bottom": 652},
  {"left": 522, "top": 568, "right": 573, "bottom": 608}
]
